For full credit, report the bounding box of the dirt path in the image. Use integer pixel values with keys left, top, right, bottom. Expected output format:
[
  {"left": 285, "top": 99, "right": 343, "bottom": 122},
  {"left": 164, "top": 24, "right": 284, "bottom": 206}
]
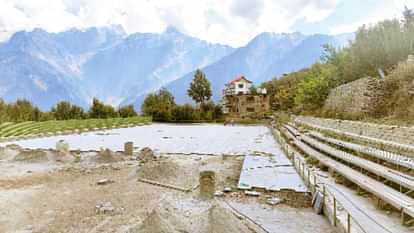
[{"left": 0, "top": 153, "right": 334, "bottom": 233}]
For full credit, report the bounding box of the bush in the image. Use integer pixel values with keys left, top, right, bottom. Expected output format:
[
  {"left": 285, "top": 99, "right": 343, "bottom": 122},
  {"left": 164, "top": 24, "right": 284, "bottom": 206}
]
[
  {"left": 199, "top": 101, "right": 215, "bottom": 121},
  {"left": 171, "top": 102, "right": 223, "bottom": 122},
  {"left": 89, "top": 98, "right": 118, "bottom": 119},
  {"left": 172, "top": 104, "right": 195, "bottom": 121},
  {"left": 294, "top": 63, "right": 339, "bottom": 112},
  {"left": 274, "top": 112, "right": 291, "bottom": 127},
  {"left": 118, "top": 105, "right": 137, "bottom": 118},
  {"left": 261, "top": 71, "right": 306, "bottom": 111},
  {"left": 142, "top": 89, "right": 223, "bottom": 122},
  {"left": 141, "top": 88, "right": 176, "bottom": 122},
  {"left": 52, "top": 101, "right": 85, "bottom": 120}
]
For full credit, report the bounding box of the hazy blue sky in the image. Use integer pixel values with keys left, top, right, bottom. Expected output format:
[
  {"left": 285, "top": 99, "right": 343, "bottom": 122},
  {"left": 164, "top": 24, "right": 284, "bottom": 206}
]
[
  {"left": 293, "top": 0, "right": 408, "bottom": 35},
  {"left": 0, "top": 0, "right": 412, "bottom": 47}
]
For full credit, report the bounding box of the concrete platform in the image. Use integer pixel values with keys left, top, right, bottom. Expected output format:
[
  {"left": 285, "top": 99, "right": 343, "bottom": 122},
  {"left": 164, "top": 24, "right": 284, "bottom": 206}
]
[{"left": 238, "top": 155, "right": 308, "bottom": 192}]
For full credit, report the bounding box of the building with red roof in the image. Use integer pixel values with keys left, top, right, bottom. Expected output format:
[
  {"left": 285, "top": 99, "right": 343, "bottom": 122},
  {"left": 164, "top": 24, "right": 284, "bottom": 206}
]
[
  {"left": 223, "top": 75, "right": 253, "bottom": 96},
  {"left": 221, "top": 75, "right": 270, "bottom": 119}
]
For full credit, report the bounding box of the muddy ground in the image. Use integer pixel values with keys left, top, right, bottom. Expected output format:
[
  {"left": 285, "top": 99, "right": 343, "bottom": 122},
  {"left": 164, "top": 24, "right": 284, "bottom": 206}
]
[{"left": 0, "top": 145, "right": 335, "bottom": 233}]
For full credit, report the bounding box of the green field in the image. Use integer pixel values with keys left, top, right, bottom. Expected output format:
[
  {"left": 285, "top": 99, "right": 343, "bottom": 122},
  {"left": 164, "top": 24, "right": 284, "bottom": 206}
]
[{"left": 0, "top": 117, "right": 151, "bottom": 139}]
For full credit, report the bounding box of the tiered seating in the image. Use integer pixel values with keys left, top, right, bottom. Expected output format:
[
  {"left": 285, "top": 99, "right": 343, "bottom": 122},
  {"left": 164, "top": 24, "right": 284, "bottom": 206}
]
[{"left": 281, "top": 121, "right": 414, "bottom": 223}]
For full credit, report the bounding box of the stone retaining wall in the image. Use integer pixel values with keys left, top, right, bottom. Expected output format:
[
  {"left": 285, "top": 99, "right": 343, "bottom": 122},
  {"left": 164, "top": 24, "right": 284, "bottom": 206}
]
[
  {"left": 296, "top": 116, "right": 414, "bottom": 146},
  {"left": 323, "top": 77, "right": 386, "bottom": 117},
  {"left": 277, "top": 190, "right": 312, "bottom": 208}
]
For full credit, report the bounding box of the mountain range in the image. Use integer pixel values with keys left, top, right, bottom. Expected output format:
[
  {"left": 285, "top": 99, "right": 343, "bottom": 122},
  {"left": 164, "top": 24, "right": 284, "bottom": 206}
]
[{"left": 0, "top": 25, "right": 353, "bottom": 110}]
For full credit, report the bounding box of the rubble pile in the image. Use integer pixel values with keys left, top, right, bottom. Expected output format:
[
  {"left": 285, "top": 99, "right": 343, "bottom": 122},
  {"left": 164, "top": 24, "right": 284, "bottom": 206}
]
[
  {"left": 96, "top": 148, "right": 121, "bottom": 163},
  {"left": 134, "top": 201, "right": 255, "bottom": 233},
  {"left": 14, "top": 149, "right": 48, "bottom": 162},
  {"left": 138, "top": 147, "right": 156, "bottom": 162}
]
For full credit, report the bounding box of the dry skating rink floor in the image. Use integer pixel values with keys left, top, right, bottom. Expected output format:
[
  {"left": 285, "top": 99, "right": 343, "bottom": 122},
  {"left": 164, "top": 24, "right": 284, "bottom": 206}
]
[{"left": 0, "top": 124, "right": 334, "bottom": 233}]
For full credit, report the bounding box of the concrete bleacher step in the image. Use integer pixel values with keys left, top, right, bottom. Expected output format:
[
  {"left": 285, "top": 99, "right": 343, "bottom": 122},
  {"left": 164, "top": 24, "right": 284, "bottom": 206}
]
[
  {"left": 307, "top": 131, "right": 414, "bottom": 170},
  {"left": 283, "top": 125, "right": 414, "bottom": 220},
  {"left": 296, "top": 131, "right": 414, "bottom": 191},
  {"left": 295, "top": 118, "right": 414, "bottom": 157}
]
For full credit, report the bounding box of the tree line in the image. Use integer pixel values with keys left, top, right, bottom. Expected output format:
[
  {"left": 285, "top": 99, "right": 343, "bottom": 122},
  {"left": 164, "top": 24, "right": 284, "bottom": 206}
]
[
  {"left": 0, "top": 98, "right": 137, "bottom": 123},
  {"left": 141, "top": 69, "right": 223, "bottom": 122},
  {"left": 261, "top": 6, "right": 414, "bottom": 121},
  {"left": 1, "top": 68, "right": 219, "bottom": 124}
]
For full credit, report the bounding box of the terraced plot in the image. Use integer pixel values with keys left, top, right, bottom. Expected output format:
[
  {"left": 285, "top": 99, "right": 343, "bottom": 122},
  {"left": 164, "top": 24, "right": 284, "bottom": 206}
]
[{"left": 0, "top": 117, "right": 151, "bottom": 140}]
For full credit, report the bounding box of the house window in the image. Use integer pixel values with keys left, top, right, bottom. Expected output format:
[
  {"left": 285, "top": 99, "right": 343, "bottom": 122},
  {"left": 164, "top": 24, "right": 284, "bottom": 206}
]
[
  {"left": 247, "top": 97, "right": 254, "bottom": 102},
  {"left": 238, "top": 84, "right": 244, "bottom": 88},
  {"left": 247, "top": 107, "right": 255, "bottom": 112}
]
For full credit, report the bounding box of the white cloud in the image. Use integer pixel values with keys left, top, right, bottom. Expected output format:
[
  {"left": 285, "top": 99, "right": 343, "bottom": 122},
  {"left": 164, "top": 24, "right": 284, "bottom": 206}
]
[
  {"left": 230, "top": 0, "right": 265, "bottom": 24},
  {"left": 0, "top": 0, "right": 339, "bottom": 47}
]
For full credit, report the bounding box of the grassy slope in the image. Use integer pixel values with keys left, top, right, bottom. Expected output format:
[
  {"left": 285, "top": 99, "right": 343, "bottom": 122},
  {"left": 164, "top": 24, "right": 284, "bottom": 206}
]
[{"left": 0, "top": 117, "right": 151, "bottom": 139}]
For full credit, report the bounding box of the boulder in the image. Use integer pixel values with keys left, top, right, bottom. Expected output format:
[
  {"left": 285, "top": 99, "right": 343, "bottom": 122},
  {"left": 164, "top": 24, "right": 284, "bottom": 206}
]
[
  {"left": 266, "top": 197, "right": 282, "bottom": 206},
  {"left": 95, "top": 201, "right": 114, "bottom": 214},
  {"left": 96, "top": 179, "right": 115, "bottom": 185},
  {"left": 214, "top": 191, "right": 224, "bottom": 197},
  {"left": 138, "top": 147, "right": 155, "bottom": 162},
  {"left": 223, "top": 187, "right": 232, "bottom": 193},
  {"left": 244, "top": 191, "right": 261, "bottom": 196}
]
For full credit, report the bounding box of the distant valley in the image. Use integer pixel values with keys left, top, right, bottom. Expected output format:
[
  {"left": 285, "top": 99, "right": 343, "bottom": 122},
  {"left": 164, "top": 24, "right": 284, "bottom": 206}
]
[{"left": 0, "top": 25, "right": 353, "bottom": 110}]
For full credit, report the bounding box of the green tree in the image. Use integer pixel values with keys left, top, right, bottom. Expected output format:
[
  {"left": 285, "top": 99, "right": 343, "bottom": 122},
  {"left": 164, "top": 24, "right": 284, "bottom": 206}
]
[
  {"left": 8, "top": 99, "right": 37, "bottom": 122},
  {"left": 118, "top": 105, "right": 137, "bottom": 118},
  {"left": 249, "top": 85, "right": 258, "bottom": 95},
  {"left": 0, "top": 99, "right": 9, "bottom": 123},
  {"left": 70, "top": 105, "right": 85, "bottom": 119},
  {"left": 89, "top": 98, "right": 105, "bottom": 119},
  {"left": 89, "top": 98, "right": 117, "bottom": 119},
  {"left": 187, "top": 69, "right": 212, "bottom": 104},
  {"left": 52, "top": 101, "right": 72, "bottom": 120},
  {"left": 341, "top": 19, "right": 410, "bottom": 82},
  {"left": 50, "top": 101, "right": 85, "bottom": 120},
  {"left": 261, "top": 71, "right": 306, "bottom": 111},
  {"left": 172, "top": 104, "right": 195, "bottom": 121},
  {"left": 295, "top": 63, "right": 339, "bottom": 111},
  {"left": 39, "top": 111, "right": 55, "bottom": 122},
  {"left": 141, "top": 88, "right": 176, "bottom": 121},
  {"left": 199, "top": 101, "right": 216, "bottom": 120}
]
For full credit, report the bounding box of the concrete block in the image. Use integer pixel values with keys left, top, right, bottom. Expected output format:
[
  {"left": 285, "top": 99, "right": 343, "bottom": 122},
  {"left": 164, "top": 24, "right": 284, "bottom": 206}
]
[{"left": 124, "top": 141, "right": 134, "bottom": 156}]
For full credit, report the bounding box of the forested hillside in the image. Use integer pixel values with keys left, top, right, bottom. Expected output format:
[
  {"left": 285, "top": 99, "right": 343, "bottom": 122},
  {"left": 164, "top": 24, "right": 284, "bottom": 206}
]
[{"left": 263, "top": 7, "right": 414, "bottom": 122}]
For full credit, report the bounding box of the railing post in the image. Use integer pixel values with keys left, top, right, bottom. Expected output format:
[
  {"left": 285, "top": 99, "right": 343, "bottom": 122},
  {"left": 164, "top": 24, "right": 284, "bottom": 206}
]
[
  {"left": 401, "top": 209, "right": 406, "bottom": 225},
  {"left": 347, "top": 213, "right": 351, "bottom": 233},
  {"left": 323, "top": 185, "right": 326, "bottom": 207},
  {"left": 333, "top": 196, "right": 337, "bottom": 227},
  {"left": 302, "top": 162, "right": 305, "bottom": 178}
]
